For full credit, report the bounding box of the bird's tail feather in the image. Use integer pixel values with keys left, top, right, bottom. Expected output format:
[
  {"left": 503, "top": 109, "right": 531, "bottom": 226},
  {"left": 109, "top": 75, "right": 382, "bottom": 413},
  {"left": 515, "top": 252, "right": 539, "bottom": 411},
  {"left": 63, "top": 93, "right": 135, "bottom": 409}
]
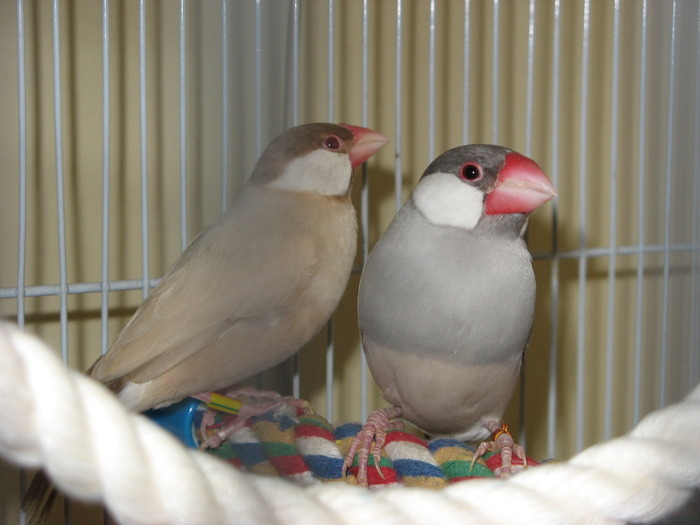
[{"left": 22, "top": 470, "right": 59, "bottom": 525}]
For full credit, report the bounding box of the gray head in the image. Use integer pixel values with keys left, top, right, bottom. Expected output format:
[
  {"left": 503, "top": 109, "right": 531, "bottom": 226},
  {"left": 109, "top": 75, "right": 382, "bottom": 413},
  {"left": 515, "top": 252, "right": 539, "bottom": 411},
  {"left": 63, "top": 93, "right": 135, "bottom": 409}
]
[{"left": 412, "top": 144, "right": 556, "bottom": 232}]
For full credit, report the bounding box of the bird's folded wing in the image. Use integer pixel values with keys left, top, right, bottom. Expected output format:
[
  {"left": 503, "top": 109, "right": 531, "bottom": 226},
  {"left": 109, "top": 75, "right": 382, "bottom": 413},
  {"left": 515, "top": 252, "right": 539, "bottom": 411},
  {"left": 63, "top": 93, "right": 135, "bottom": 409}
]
[{"left": 91, "top": 220, "right": 318, "bottom": 384}]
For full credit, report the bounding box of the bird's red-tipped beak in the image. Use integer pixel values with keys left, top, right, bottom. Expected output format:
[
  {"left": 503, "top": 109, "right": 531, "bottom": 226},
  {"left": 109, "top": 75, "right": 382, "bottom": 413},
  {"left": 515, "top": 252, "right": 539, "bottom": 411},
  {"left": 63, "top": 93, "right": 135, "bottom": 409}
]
[
  {"left": 484, "top": 152, "right": 557, "bottom": 215},
  {"left": 340, "top": 124, "right": 390, "bottom": 169}
]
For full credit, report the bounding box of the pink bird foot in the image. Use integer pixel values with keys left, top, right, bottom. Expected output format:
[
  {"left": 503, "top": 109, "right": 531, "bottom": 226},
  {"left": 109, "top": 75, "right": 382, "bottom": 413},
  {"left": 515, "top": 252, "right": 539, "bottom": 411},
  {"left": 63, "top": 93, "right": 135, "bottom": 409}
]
[
  {"left": 342, "top": 406, "right": 403, "bottom": 486},
  {"left": 192, "top": 387, "right": 311, "bottom": 449},
  {"left": 470, "top": 423, "right": 527, "bottom": 479}
]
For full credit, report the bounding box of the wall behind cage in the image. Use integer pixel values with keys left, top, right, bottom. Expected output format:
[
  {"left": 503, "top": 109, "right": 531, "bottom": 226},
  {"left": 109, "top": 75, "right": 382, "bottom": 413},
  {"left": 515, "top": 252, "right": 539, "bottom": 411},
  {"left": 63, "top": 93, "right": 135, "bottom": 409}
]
[{"left": 1, "top": 3, "right": 700, "bottom": 523}]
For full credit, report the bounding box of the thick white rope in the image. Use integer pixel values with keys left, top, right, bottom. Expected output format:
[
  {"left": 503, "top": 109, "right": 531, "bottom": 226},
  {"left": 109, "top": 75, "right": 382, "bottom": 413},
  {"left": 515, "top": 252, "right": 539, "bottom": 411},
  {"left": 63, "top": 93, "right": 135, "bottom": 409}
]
[{"left": 0, "top": 321, "right": 698, "bottom": 525}]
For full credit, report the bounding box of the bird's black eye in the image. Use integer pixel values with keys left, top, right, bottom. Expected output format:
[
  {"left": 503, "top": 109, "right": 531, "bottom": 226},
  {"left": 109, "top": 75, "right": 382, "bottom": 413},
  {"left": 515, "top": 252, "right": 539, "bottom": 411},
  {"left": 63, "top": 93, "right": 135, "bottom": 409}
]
[
  {"left": 460, "top": 162, "right": 483, "bottom": 182},
  {"left": 323, "top": 135, "right": 341, "bottom": 151}
]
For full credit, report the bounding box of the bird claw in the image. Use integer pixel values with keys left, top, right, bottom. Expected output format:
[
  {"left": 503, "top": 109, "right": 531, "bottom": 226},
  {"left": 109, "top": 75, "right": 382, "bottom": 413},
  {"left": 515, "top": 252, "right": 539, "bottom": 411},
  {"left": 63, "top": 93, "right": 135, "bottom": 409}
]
[
  {"left": 198, "top": 408, "right": 224, "bottom": 449},
  {"left": 469, "top": 423, "right": 527, "bottom": 479},
  {"left": 342, "top": 407, "right": 402, "bottom": 486},
  {"left": 194, "top": 387, "right": 310, "bottom": 449}
]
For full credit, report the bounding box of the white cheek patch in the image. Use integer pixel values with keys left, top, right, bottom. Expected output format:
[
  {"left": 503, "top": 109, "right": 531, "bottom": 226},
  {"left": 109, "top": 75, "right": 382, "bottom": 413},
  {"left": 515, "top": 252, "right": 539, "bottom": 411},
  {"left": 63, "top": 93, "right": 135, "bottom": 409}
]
[
  {"left": 412, "top": 172, "right": 484, "bottom": 230},
  {"left": 269, "top": 149, "right": 352, "bottom": 196}
]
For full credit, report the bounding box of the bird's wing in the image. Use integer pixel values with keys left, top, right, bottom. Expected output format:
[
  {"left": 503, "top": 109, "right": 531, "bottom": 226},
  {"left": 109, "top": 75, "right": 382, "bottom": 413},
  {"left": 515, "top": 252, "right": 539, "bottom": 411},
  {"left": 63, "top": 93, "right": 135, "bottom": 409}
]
[{"left": 91, "top": 194, "right": 321, "bottom": 384}]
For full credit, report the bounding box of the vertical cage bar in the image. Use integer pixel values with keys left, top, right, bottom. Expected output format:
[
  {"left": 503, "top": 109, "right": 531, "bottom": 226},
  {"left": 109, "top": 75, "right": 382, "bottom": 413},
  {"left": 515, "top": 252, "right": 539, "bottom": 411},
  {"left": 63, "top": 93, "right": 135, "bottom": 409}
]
[
  {"left": 427, "top": 0, "right": 436, "bottom": 162},
  {"left": 52, "top": 6, "right": 73, "bottom": 522},
  {"left": 633, "top": 0, "right": 649, "bottom": 425},
  {"left": 16, "top": 0, "right": 27, "bottom": 330},
  {"left": 546, "top": 0, "right": 562, "bottom": 460},
  {"left": 179, "top": 0, "right": 188, "bottom": 250},
  {"left": 138, "top": 0, "right": 150, "bottom": 300},
  {"left": 221, "top": 0, "right": 229, "bottom": 212},
  {"left": 17, "top": 2, "right": 28, "bottom": 516},
  {"left": 290, "top": 0, "right": 301, "bottom": 398},
  {"left": 325, "top": 0, "right": 336, "bottom": 422},
  {"left": 395, "top": 0, "right": 403, "bottom": 212},
  {"left": 524, "top": 0, "right": 536, "bottom": 156},
  {"left": 287, "top": 0, "right": 300, "bottom": 129},
  {"left": 462, "top": 1, "right": 470, "bottom": 144},
  {"left": 519, "top": 0, "right": 537, "bottom": 450},
  {"left": 52, "top": 0, "right": 69, "bottom": 363},
  {"left": 491, "top": 0, "right": 500, "bottom": 143},
  {"left": 691, "top": 3, "right": 700, "bottom": 389},
  {"left": 603, "top": 0, "right": 621, "bottom": 441},
  {"left": 100, "top": 0, "right": 111, "bottom": 354},
  {"left": 575, "top": 0, "right": 591, "bottom": 452},
  {"left": 252, "top": 0, "right": 265, "bottom": 386},
  {"left": 660, "top": 0, "right": 678, "bottom": 408},
  {"left": 327, "top": 0, "right": 335, "bottom": 121},
  {"left": 255, "top": 0, "right": 263, "bottom": 156},
  {"left": 359, "top": 0, "right": 370, "bottom": 421},
  {"left": 325, "top": 321, "right": 334, "bottom": 422}
]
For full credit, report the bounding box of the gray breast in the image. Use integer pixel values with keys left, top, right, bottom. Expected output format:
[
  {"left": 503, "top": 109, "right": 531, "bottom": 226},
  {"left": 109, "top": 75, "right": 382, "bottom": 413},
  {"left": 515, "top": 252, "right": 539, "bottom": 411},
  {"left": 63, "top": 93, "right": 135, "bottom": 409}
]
[{"left": 359, "top": 203, "right": 536, "bottom": 367}]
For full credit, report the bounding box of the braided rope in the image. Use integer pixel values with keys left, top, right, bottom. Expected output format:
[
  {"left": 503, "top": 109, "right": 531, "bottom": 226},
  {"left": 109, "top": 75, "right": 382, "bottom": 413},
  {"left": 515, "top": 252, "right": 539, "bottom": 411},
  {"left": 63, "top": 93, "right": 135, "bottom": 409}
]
[
  {"left": 1, "top": 321, "right": 698, "bottom": 525},
  {"left": 201, "top": 405, "right": 529, "bottom": 486}
]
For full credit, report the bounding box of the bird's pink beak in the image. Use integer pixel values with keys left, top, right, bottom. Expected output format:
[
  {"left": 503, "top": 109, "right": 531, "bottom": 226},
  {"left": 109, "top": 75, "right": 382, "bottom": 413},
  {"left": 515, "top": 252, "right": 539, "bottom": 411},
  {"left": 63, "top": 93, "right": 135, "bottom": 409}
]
[
  {"left": 340, "top": 124, "right": 390, "bottom": 169},
  {"left": 484, "top": 152, "right": 557, "bottom": 215}
]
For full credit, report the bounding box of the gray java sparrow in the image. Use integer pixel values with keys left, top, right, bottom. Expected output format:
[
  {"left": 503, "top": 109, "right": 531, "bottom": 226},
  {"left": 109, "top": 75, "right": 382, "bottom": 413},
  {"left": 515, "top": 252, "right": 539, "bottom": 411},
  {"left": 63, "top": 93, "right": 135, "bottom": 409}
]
[{"left": 344, "top": 144, "right": 556, "bottom": 485}]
